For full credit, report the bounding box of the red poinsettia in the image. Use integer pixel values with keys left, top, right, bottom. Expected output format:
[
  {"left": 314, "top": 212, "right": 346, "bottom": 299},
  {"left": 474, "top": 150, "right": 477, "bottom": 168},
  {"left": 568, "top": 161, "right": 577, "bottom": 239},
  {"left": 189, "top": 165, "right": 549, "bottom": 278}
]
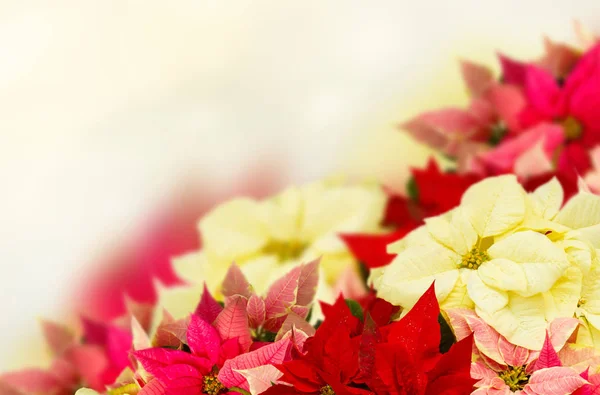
[
  {"left": 342, "top": 160, "right": 480, "bottom": 269},
  {"left": 264, "top": 284, "right": 475, "bottom": 395}
]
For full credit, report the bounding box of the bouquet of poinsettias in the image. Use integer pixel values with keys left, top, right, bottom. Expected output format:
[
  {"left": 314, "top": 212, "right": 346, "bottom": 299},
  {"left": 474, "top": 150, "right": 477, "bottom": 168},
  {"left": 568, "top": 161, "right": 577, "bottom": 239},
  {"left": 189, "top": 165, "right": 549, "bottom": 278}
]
[{"left": 6, "top": 25, "right": 600, "bottom": 395}]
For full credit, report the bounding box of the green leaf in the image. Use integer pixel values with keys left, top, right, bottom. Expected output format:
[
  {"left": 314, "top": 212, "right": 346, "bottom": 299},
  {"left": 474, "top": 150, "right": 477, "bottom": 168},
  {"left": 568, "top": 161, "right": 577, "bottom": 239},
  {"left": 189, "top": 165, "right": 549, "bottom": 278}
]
[
  {"left": 345, "top": 299, "right": 364, "bottom": 322},
  {"left": 406, "top": 177, "right": 419, "bottom": 202},
  {"left": 230, "top": 387, "right": 252, "bottom": 395},
  {"left": 438, "top": 312, "right": 456, "bottom": 353}
]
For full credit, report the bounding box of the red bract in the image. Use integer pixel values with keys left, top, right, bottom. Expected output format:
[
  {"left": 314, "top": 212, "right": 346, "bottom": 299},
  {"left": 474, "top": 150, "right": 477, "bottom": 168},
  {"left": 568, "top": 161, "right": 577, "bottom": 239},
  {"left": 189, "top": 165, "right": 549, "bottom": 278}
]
[
  {"left": 265, "top": 284, "right": 475, "bottom": 395},
  {"left": 342, "top": 160, "right": 480, "bottom": 269}
]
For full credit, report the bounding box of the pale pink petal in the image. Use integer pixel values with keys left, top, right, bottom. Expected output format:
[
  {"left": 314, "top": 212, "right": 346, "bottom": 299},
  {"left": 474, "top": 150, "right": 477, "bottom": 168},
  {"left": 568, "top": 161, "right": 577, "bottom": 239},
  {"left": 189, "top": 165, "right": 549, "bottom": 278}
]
[
  {"left": 463, "top": 313, "right": 505, "bottom": 365},
  {"left": 132, "top": 317, "right": 151, "bottom": 351},
  {"left": 445, "top": 308, "right": 477, "bottom": 341},
  {"left": 218, "top": 338, "right": 291, "bottom": 390},
  {"left": 485, "top": 85, "right": 527, "bottom": 132},
  {"left": 40, "top": 320, "right": 76, "bottom": 356},
  {"left": 538, "top": 37, "right": 580, "bottom": 80},
  {"left": 161, "top": 317, "right": 191, "bottom": 345},
  {"left": 281, "top": 326, "right": 311, "bottom": 352},
  {"left": 186, "top": 315, "right": 221, "bottom": 364},
  {"left": 65, "top": 345, "right": 109, "bottom": 390},
  {"left": 124, "top": 297, "right": 155, "bottom": 331},
  {"left": 222, "top": 263, "right": 253, "bottom": 299},
  {"left": 548, "top": 318, "right": 580, "bottom": 352},
  {"left": 332, "top": 265, "right": 367, "bottom": 301},
  {"left": 401, "top": 109, "right": 483, "bottom": 155},
  {"left": 289, "top": 305, "right": 309, "bottom": 319},
  {"left": 525, "top": 367, "right": 588, "bottom": 394},
  {"left": 233, "top": 365, "right": 283, "bottom": 395},
  {"left": 214, "top": 296, "right": 252, "bottom": 353},
  {"left": 471, "top": 361, "right": 499, "bottom": 387},
  {"left": 296, "top": 259, "right": 320, "bottom": 306},
  {"left": 461, "top": 60, "right": 495, "bottom": 97},
  {"left": 498, "top": 337, "right": 530, "bottom": 368},
  {"left": 275, "top": 311, "right": 316, "bottom": 341},
  {"left": 247, "top": 294, "right": 266, "bottom": 329},
  {"left": 479, "top": 123, "right": 564, "bottom": 173},
  {"left": 513, "top": 139, "right": 554, "bottom": 179},
  {"left": 0, "top": 370, "right": 61, "bottom": 393},
  {"left": 264, "top": 266, "right": 301, "bottom": 321}
]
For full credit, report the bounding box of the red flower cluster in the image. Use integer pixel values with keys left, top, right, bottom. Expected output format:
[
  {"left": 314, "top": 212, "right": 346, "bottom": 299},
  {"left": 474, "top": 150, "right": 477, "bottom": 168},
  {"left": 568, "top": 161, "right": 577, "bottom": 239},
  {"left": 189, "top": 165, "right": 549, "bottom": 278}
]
[{"left": 264, "top": 284, "right": 475, "bottom": 395}]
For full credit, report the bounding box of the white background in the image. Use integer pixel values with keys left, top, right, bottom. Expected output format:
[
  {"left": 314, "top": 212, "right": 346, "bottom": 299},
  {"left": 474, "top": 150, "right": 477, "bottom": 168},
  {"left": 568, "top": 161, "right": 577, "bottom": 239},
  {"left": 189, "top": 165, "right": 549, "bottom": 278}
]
[{"left": 0, "top": 1, "right": 598, "bottom": 368}]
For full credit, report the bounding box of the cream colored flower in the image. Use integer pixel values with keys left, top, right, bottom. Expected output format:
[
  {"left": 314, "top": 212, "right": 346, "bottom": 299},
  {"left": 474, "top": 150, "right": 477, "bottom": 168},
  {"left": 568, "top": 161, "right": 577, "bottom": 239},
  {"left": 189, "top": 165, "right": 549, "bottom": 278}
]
[
  {"left": 375, "top": 175, "right": 583, "bottom": 349},
  {"left": 159, "top": 179, "right": 385, "bottom": 318}
]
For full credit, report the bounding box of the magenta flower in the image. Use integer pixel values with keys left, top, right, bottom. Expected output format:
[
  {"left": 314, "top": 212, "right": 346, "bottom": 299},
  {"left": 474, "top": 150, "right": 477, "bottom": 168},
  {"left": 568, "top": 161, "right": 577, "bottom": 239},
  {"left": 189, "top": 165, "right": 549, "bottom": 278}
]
[
  {"left": 518, "top": 43, "right": 600, "bottom": 176},
  {"left": 135, "top": 301, "right": 292, "bottom": 395}
]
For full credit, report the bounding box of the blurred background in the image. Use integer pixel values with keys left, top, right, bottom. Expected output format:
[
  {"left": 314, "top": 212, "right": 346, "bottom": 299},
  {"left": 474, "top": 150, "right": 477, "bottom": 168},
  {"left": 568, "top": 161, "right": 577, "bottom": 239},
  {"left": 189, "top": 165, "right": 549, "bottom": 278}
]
[{"left": 0, "top": 0, "right": 598, "bottom": 367}]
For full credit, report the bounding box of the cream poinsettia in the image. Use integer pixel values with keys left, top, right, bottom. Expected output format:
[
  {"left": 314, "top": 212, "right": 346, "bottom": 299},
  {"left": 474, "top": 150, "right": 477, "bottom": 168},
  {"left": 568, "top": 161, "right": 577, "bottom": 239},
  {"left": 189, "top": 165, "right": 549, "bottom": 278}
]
[
  {"left": 374, "top": 175, "right": 585, "bottom": 350},
  {"left": 159, "top": 179, "right": 385, "bottom": 318}
]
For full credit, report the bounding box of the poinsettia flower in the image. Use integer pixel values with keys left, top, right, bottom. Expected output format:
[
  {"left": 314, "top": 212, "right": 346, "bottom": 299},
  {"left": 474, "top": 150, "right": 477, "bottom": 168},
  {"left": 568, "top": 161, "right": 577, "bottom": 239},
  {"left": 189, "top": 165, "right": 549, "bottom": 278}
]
[
  {"left": 364, "top": 284, "right": 476, "bottom": 395},
  {"left": 0, "top": 318, "right": 133, "bottom": 394},
  {"left": 374, "top": 176, "right": 587, "bottom": 349},
  {"left": 500, "top": 36, "right": 581, "bottom": 86},
  {"left": 448, "top": 309, "right": 587, "bottom": 394},
  {"left": 135, "top": 311, "right": 291, "bottom": 395},
  {"left": 220, "top": 260, "right": 318, "bottom": 337},
  {"left": 517, "top": 43, "right": 600, "bottom": 181},
  {"left": 159, "top": 180, "right": 385, "bottom": 318},
  {"left": 263, "top": 284, "right": 475, "bottom": 395},
  {"left": 402, "top": 61, "right": 526, "bottom": 169}
]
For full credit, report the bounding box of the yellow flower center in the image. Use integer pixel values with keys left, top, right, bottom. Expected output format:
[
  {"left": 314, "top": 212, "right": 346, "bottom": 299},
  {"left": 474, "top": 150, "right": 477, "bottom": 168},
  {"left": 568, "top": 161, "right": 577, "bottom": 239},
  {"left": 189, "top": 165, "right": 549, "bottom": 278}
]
[
  {"left": 320, "top": 385, "right": 335, "bottom": 395},
  {"left": 262, "top": 239, "right": 307, "bottom": 261},
  {"left": 460, "top": 248, "right": 490, "bottom": 270},
  {"left": 559, "top": 116, "right": 583, "bottom": 140},
  {"left": 578, "top": 297, "right": 587, "bottom": 308},
  {"left": 202, "top": 374, "right": 227, "bottom": 395},
  {"left": 108, "top": 384, "right": 139, "bottom": 395},
  {"left": 498, "top": 365, "right": 530, "bottom": 391}
]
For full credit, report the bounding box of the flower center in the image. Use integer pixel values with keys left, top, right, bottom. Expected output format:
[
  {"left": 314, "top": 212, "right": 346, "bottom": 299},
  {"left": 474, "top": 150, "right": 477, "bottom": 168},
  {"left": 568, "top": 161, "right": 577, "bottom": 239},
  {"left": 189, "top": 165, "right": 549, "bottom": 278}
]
[
  {"left": 262, "top": 239, "right": 307, "bottom": 261},
  {"left": 320, "top": 385, "right": 335, "bottom": 395},
  {"left": 202, "top": 374, "right": 227, "bottom": 395},
  {"left": 108, "top": 384, "right": 139, "bottom": 395},
  {"left": 488, "top": 121, "right": 508, "bottom": 146},
  {"left": 498, "top": 365, "right": 530, "bottom": 391},
  {"left": 460, "top": 248, "right": 490, "bottom": 270},
  {"left": 578, "top": 297, "right": 587, "bottom": 308},
  {"left": 559, "top": 116, "right": 583, "bottom": 140}
]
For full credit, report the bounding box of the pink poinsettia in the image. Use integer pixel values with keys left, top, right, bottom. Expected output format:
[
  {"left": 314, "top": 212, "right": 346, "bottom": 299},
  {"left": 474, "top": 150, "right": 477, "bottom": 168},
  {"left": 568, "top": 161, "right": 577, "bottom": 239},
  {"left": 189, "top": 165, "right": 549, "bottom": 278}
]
[
  {"left": 0, "top": 319, "right": 132, "bottom": 394},
  {"left": 447, "top": 309, "right": 588, "bottom": 394},
  {"left": 220, "top": 260, "right": 318, "bottom": 340},
  {"left": 135, "top": 309, "right": 292, "bottom": 395},
  {"left": 402, "top": 60, "right": 526, "bottom": 170}
]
